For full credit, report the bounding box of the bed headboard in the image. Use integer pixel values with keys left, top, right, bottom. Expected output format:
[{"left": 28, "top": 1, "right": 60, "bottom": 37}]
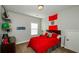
[{"left": 46, "top": 30, "right": 61, "bottom": 35}]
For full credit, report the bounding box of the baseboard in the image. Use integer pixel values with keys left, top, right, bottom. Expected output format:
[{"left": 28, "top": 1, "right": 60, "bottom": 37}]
[
  {"left": 16, "top": 40, "right": 28, "bottom": 45},
  {"left": 61, "top": 47, "right": 77, "bottom": 53}
]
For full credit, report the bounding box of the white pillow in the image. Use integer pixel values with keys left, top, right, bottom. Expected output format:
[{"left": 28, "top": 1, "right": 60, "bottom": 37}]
[
  {"left": 57, "top": 35, "right": 61, "bottom": 39},
  {"left": 48, "top": 33, "right": 53, "bottom": 37}
]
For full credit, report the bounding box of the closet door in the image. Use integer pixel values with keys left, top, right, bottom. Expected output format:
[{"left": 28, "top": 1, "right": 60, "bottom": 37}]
[{"left": 65, "top": 31, "right": 79, "bottom": 52}]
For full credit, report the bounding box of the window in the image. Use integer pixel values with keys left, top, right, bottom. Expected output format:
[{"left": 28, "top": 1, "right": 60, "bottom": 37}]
[{"left": 31, "top": 23, "right": 38, "bottom": 35}]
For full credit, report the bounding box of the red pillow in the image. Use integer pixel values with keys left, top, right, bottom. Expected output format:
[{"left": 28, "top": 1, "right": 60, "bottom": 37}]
[
  {"left": 44, "top": 32, "right": 48, "bottom": 37},
  {"left": 51, "top": 33, "right": 58, "bottom": 38}
]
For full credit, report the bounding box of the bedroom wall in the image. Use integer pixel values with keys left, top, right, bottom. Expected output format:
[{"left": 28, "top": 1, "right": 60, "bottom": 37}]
[
  {"left": 56, "top": 6, "right": 79, "bottom": 30},
  {"left": 56, "top": 6, "right": 79, "bottom": 47},
  {"left": 7, "top": 11, "right": 42, "bottom": 44},
  {"left": 42, "top": 6, "right": 79, "bottom": 31},
  {"left": 0, "top": 5, "right": 2, "bottom": 34},
  {"left": 42, "top": 6, "right": 79, "bottom": 52},
  {"left": 0, "top": 5, "right": 1, "bottom": 15},
  {"left": 0, "top": 5, "right": 1, "bottom": 52},
  {"left": 57, "top": 6, "right": 79, "bottom": 52},
  {"left": 41, "top": 16, "right": 50, "bottom": 32}
]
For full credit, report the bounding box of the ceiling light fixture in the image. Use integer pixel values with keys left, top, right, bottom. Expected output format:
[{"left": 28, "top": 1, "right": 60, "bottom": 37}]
[{"left": 37, "top": 5, "right": 44, "bottom": 10}]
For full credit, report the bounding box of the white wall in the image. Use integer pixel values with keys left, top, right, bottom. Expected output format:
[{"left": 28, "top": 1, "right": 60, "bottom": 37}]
[
  {"left": 41, "top": 16, "right": 49, "bottom": 32},
  {"left": 0, "top": 5, "right": 1, "bottom": 21},
  {"left": 0, "top": 5, "right": 1, "bottom": 14},
  {"left": 0, "top": 5, "right": 1, "bottom": 52},
  {"left": 0, "top": 5, "right": 2, "bottom": 33},
  {"left": 56, "top": 6, "right": 79, "bottom": 48},
  {"left": 8, "top": 11, "right": 42, "bottom": 44},
  {"left": 0, "top": 5, "right": 1, "bottom": 12},
  {"left": 56, "top": 6, "right": 79, "bottom": 30},
  {"left": 64, "top": 30, "right": 79, "bottom": 52},
  {"left": 42, "top": 6, "right": 79, "bottom": 52},
  {"left": 42, "top": 6, "right": 79, "bottom": 31}
]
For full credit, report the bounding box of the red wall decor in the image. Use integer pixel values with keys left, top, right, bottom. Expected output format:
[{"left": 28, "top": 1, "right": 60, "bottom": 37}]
[
  {"left": 48, "top": 25, "right": 58, "bottom": 30},
  {"left": 48, "top": 13, "right": 58, "bottom": 31},
  {"left": 48, "top": 14, "right": 58, "bottom": 21}
]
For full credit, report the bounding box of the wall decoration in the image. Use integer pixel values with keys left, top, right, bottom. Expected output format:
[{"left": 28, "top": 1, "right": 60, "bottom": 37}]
[
  {"left": 1, "top": 6, "right": 16, "bottom": 52},
  {"left": 17, "top": 27, "right": 26, "bottom": 30},
  {"left": 1, "top": 22, "right": 10, "bottom": 29},
  {"left": 48, "top": 13, "right": 58, "bottom": 31},
  {"left": 2, "top": 17, "right": 11, "bottom": 23},
  {"left": 48, "top": 14, "right": 58, "bottom": 21},
  {"left": 1, "top": 5, "right": 12, "bottom": 32},
  {"left": 49, "top": 25, "right": 58, "bottom": 30}
]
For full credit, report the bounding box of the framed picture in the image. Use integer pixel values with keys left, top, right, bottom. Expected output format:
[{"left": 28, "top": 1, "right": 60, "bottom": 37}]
[{"left": 17, "top": 27, "right": 26, "bottom": 30}]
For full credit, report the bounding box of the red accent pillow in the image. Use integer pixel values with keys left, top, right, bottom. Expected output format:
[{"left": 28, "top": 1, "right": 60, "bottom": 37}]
[
  {"left": 51, "top": 33, "right": 58, "bottom": 38},
  {"left": 44, "top": 32, "right": 48, "bottom": 37}
]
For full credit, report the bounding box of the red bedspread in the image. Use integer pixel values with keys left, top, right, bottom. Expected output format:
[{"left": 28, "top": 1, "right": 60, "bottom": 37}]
[{"left": 28, "top": 36, "right": 60, "bottom": 53}]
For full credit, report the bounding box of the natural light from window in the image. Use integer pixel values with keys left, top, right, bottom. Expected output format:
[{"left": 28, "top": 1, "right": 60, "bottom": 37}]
[{"left": 31, "top": 23, "right": 38, "bottom": 35}]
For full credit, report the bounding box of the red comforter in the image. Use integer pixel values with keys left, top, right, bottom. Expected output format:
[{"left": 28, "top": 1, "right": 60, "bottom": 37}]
[{"left": 28, "top": 36, "right": 60, "bottom": 53}]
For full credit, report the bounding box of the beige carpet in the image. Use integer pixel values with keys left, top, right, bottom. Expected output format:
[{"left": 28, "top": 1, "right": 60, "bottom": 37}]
[{"left": 16, "top": 43, "right": 75, "bottom": 53}]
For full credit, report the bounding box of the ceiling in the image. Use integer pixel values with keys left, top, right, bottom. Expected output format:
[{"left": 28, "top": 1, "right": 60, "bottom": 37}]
[{"left": 4, "top": 5, "right": 73, "bottom": 18}]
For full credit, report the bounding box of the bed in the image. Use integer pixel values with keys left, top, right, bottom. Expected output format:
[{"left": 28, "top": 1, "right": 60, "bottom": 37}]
[{"left": 27, "top": 30, "right": 61, "bottom": 53}]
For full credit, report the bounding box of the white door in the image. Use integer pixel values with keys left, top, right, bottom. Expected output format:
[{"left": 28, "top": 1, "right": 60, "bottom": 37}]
[{"left": 65, "top": 30, "right": 79, "bottom": 52}]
